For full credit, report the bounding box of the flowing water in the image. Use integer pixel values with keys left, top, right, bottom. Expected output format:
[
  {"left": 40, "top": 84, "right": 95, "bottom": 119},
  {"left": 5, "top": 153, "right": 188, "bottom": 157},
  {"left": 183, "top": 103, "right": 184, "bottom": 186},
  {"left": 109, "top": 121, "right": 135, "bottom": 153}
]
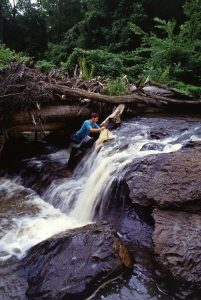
[{"left": 0, "top": 117, "right": 201, "bottom": 300}]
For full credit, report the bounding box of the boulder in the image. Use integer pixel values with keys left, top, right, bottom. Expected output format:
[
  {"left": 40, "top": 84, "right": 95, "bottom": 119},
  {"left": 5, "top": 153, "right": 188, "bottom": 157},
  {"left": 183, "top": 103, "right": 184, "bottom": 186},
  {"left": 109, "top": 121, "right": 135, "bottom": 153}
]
[
  {"left": 124, "top": 147, "right": 201, "bottom": 213},
  {"left": 153, "top": 209, "right": 201, "bottom": 285},
  {"left": 21, "top": 221, "right": 133, "bottom": 300},
  {"left": 124, "top": 143, "right": 201, "bottom": 286},
  {"left": 20, "top": 157, "right": 71, "bottom": 194}
]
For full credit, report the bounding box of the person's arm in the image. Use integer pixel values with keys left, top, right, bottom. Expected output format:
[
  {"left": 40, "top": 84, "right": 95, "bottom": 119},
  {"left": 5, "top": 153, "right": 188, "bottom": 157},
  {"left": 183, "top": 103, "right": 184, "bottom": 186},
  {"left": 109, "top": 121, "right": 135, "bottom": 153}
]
[
  {"left": 90, "top": 123, "right": 105, "bottom": 133},
  {"left": 90, "top": 127, "right": 105, "bottom": 133}
]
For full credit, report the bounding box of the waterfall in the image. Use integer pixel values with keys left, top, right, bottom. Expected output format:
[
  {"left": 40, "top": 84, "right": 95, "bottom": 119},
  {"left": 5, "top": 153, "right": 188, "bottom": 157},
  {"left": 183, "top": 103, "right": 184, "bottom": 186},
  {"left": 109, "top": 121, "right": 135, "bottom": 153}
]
[
  {"left": 43, "top": 122, "right": 187, "bottom": 222},
  {"left": 0, "top": 118, "right": 201, "bottom": 260}
]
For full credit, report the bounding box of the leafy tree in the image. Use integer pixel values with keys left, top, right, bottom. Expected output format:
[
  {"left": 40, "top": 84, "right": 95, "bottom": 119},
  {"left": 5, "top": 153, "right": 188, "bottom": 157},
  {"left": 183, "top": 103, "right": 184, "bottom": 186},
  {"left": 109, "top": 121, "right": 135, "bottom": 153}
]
[
  {"left": 142, "top": 0, "right": 186, "bottom": 30},
  {"left": 1, "top": 0, "right": 200, "bottom": 98},
  {"left": 0, "top": 0, "right": 12, "bottom": 44},
  {"left": 130, "top": 0, "right": 201, "bottom": 96},
  {"left": 2, "top": 0, "right": 47, "bottom": 58},
  {"left": 40, "top": 0, "right": 84, "bottom": 43},
  {"left": 60, "top": 0, "right": 146, "bottom": 53},
  {"left": 108, "top": 0, "right": 146, "bottom": 52}
]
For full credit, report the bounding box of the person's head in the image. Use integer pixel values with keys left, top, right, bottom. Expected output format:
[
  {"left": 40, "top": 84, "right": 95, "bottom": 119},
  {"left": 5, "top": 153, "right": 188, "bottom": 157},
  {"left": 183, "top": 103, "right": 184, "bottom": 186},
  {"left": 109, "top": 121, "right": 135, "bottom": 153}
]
[{"left": 90, "top": 113, "right": 99, "bottom": 123}]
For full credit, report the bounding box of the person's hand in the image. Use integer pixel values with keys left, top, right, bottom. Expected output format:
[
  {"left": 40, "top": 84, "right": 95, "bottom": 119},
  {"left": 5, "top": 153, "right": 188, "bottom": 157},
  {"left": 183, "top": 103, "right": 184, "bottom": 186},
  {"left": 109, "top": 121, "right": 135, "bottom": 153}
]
[{"left": 100, "top": 126, "right": 105, "bottom": 131}]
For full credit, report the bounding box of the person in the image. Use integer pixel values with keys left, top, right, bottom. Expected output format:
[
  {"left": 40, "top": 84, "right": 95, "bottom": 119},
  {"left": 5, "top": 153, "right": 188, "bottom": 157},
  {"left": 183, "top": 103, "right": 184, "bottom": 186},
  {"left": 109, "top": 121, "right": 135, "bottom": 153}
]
[{"left": 68, "top": 113, "right": 105, "bottom": 167}]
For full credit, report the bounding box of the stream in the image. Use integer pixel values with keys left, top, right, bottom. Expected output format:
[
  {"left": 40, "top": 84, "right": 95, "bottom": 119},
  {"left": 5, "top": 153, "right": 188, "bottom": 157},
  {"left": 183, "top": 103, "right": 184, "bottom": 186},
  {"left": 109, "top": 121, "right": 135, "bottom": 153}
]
[{"left": 0, "top": 116, "right": 201, "bottom": 300}]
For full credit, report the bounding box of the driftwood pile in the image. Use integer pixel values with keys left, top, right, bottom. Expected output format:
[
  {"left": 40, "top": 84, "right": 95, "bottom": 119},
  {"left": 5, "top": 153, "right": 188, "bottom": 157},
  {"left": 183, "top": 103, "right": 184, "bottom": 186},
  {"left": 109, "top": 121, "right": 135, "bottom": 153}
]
[{"left": 0, "top": 62, "right": 201, "bottom": 154}]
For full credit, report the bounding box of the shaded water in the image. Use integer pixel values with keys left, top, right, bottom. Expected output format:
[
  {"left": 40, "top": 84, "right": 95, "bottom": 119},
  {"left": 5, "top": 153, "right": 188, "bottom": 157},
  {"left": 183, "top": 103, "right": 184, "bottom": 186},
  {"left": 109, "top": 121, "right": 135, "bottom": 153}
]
[{"left": 0, "top": 117, "right": 201, "bottom": 299}]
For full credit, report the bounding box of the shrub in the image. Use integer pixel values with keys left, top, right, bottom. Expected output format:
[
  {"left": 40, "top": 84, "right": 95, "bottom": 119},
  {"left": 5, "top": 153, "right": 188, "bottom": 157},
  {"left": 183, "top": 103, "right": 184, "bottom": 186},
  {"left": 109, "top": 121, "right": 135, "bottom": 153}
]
[
  {"left": 169, "top": 81, "right": 201, "bottom": 98},
  {"left": 62, "top": 47, "right": 142, "bottom": 81},
  {"left": 35, "top": 60, "right": 56, "bottom": 72},
  {"left": 45, "top": 42, "right": 68, "bottom": 65},
  {"left": 0, "top": 44, "right": 28, "bottom": 68},
  {"left": 107, "top": 77, "right": 127, "bottom": 96},
  {"left": 130, "top": 1, "right": 201, "bottom": 90}
]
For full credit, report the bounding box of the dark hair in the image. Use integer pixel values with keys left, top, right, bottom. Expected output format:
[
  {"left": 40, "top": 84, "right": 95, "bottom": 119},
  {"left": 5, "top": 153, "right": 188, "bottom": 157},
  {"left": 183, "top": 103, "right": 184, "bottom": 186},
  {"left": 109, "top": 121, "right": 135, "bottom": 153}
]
[{"left": 90, "top": 113, "right": 99, "bottom": 119}]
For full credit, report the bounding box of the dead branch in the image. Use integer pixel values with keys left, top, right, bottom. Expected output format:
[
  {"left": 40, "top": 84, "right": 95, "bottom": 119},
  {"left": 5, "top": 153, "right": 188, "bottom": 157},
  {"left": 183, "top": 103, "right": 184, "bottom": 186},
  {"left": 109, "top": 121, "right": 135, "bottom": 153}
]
[{"left": 100, "top": 104, "right": 125, "bottom": 127}]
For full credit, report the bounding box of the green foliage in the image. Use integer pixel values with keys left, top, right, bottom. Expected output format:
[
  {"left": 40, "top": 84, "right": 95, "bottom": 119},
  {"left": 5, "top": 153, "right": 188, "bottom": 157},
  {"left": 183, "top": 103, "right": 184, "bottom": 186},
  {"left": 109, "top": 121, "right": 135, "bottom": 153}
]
[
  {"left": 169, "top": 81, "right": 201, "bottom": 98},
  {"left": 107, "top": 77, "right": 127, "bottom": 96},
  {"left": 45, "top": 42, "right": 68, "bottom": 65},
  {"left": 130, "top": 23, "right": 147, "bottom": 37},
  {"left": 0, "top": 0, "right": 12, "bottom": 45},
  {"left": 62, "top": 47, "right": 142, "bottom": 81},
  {"left": 130, "top": 0, "right": 201, "bottom": 95},
  {"left": 35, "top": 60, "right": 55, "bottom": 72},
  {"left": 1, "top": 0, "right": 200, "bottom": 98},
  {"left": 0, "top": 44, "right": 28, "bottom": 68},
  {"left": 43, "top": 0, "right": 146, "bottom": 55},
  {"left": 78, "top": 57, "right": 94, "bottom": 80},
  {"left": 41, "top": 0, "right": 84, "bottom": 43},
  {"left": 1, "top": 0, "right": 47, "bottom": 58},
  {"left": 2, "top": 0, "right": 187, "bottom": 60},
  {"left": 182, "top": 0, "right": 201, "bottom": 42}
]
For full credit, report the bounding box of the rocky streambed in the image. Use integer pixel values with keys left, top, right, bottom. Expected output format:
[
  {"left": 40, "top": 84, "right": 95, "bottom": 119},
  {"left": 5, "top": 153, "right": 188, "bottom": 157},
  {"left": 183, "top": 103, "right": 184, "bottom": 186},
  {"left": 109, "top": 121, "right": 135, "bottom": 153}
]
[{"left": 0, "top": 116, "right": 201, "bottom": 300}]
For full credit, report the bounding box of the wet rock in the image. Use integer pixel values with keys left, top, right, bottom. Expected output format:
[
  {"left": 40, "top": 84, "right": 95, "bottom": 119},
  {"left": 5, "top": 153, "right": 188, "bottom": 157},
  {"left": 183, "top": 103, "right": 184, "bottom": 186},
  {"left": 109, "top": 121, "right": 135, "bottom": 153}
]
[
  {"left": 124, "top": 147, "right": 201, "bottom": 213},
  {"left": 95, "top": 179, "right": 154, "bottom": 249},
  {"left": 153, "top": 209, "right": 201, "bottom": 285},
  {"left": 182, "top": 140, "right": 201, "bottom": 149},
  {"left": 21, "top": 221, "right": 133, "bottom": 300},
  {"left": 140, "top": 143, "right": 164, "bottom": 151},
  {"left": 20, "top": 158, "right": 72, "bottom": 194},
  {"left": 149, "top": 131, "right": 168, "bottom": 140},
  {"left": 146, "top": 118, "right": 195, "bottom": 141}
]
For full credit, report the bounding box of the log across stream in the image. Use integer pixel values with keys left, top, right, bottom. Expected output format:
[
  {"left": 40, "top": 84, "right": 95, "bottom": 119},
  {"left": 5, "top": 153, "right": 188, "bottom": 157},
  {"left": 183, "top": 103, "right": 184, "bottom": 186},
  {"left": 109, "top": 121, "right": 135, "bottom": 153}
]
[{"left": 0, "top": 116, "right": 201, "bottom": 299}]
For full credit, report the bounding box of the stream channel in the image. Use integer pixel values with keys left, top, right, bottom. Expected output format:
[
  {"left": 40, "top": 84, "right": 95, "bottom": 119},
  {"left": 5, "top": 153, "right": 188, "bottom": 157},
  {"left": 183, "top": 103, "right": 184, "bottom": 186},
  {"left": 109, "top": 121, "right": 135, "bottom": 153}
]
[{"left": 0, "top": 116, "right": 201, "bottom": 300}]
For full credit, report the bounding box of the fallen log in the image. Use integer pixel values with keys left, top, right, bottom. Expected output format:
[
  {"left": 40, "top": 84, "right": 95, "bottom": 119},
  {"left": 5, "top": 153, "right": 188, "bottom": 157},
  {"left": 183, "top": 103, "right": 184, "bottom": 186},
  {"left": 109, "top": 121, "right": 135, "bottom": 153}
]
[
  {"left": 11, "top": 105, "right": 91, "bottom": 126},
  {"left": 0, "top": 105, "right": 92, "bottom": 156},
  {"left": 44, "top": 83, "right": 157, "bottom": 105},
  {"left": 9, "top": 122, "right": 70, "bottom": 132},
  {"left": 44, "top": 83, "right": 201, "bottom": 106}
]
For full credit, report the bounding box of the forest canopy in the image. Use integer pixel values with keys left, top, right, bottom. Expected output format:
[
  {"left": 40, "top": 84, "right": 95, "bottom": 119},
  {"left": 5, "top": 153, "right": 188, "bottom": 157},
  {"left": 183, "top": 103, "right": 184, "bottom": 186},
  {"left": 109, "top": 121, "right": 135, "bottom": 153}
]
[{"left": 0, "top": 0, "right": 201, "bottom": 97}]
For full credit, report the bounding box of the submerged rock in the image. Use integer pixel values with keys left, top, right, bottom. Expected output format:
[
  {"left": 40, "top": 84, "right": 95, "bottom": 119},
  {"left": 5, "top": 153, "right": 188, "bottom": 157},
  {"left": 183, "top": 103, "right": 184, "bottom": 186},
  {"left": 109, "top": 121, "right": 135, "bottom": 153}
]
[
  {"left": 153, "top": 209, "right": 201, "bottom": 285},
  {"left": 21, "top": 221, "right": 133, "bottom": 300}
]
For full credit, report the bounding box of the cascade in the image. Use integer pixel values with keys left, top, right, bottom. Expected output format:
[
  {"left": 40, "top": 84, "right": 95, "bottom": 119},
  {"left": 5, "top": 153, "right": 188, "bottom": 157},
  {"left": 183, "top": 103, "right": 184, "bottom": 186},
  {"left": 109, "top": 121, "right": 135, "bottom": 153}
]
[
  {"left": 0, "top": 117, "right": 201, "bottom": 300},
  {"left": 1, "top": 119, "right": 201, "bottom": 259}
]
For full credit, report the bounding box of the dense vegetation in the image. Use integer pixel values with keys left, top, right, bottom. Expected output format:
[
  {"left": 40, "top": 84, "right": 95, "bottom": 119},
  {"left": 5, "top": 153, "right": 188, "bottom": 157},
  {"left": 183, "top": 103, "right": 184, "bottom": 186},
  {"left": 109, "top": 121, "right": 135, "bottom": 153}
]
[{"left": 0, "top": 0, "right": 201, "bottom": 96}]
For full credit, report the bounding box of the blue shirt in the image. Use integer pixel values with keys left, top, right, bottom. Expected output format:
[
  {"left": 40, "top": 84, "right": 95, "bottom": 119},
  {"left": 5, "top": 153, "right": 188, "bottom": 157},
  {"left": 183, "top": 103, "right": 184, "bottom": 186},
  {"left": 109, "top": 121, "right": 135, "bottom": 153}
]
[{"left": 76, "top": 120, "right": 99, "bottom": 139}]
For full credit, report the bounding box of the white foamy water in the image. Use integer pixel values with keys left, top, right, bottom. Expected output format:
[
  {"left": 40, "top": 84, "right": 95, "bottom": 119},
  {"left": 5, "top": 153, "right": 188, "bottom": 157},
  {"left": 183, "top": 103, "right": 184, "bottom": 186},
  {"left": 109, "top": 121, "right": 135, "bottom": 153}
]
[
  {"left": 0, "top": 119, "right": 200, "bottom": 260},
  {"left": 0, "top": 179, "right": 86, "bottom": 260}
]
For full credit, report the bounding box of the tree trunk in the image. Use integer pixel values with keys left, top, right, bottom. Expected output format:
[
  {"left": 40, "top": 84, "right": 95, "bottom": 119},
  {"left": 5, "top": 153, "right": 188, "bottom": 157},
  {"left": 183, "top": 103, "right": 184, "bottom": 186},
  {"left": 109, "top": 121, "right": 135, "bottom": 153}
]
[
  {"left": 10, "top": 122, "right": 71, "bottom": 132},
  {"left": 44, "top": 83, "right": 201, "bottom": 106},
  {"left": 11, "top": 105, "right": 91, "bottom": 126}
]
